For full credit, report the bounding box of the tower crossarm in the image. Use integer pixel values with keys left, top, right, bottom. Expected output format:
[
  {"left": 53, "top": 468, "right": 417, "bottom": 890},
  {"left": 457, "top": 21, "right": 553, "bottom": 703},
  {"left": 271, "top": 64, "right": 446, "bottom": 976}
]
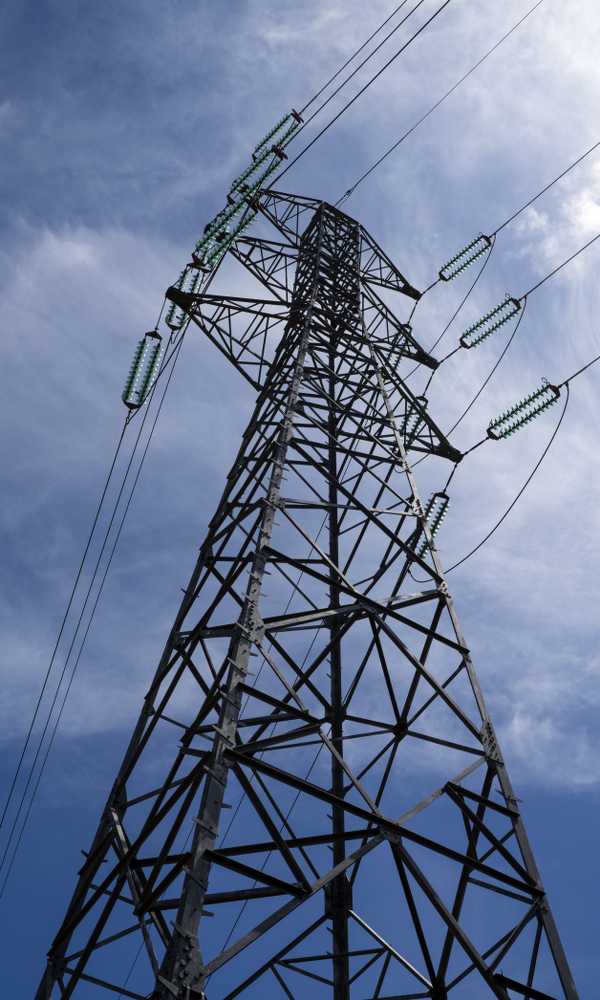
[
  {"left": 357, "top": 223, "right": 421, "bottom": 299},
  {"left": 167, "top": 194, "right": 460, "bottom": 469}
]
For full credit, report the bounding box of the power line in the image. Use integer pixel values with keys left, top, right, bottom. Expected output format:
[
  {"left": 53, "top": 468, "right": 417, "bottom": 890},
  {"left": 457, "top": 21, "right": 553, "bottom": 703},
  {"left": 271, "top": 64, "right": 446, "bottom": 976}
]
[
  {"left": 0, "top": 338, "right": 186, "bottom": 896},
  {"left": 300, "top": 0, "right": 425, "bottom": 131},
  {"left": 408, "top": 198, "right": 600, "bottom": 453},
  {"left": 0, "top": 400, "right": 155, "bottom": 883},
  {"left": 300, "top": 0, "right": 413, "bottom": 114},
  {"left": 523, "top": 229, "right": 600, "bottom": 297},
  {"left": 494, "top": 139, "right": 600, "bottom": 235},
  {"left": 432, "top": 228, "right": 600, "bottom": 388},
  {"left": 438, "top": 228, "right": 600, "bottom": 373},
  {"left": 337, "top": 0, "right": 546, "bottom": 204},
  {"left": 410, "top": 284, "right": 519, "bottom": 471},
  {"left": 116, "top": 943, "right": 144, "bottom": 1000},
  {"left": 0, "top": 418, "right": 129, "bottom": 838},
  {"left": 122, "top": 225, "right": 229, "bottom": 433},
  {"left": 557, "top": 349, "right": 600, "bottom": 388},
  {"left": 445, "top": 383, "right": 570, "bottom": 573},
  {"left": 1, "top": 224, "right": 224, "bottom": 892},
  {"left": 123, "top": 10, "right": 424, "bottom": 364},
  {"left": 273, "top": 0, "right": 455, "bottom": 187},
  {"left": 1, "top": 285, "right": 214, "bottom": 845},
  {"left": 405, "top": 234, "right": 498, "bottom": 383},
  {"left": 0, "top": 415, "right": 151, "bottom": 883}
]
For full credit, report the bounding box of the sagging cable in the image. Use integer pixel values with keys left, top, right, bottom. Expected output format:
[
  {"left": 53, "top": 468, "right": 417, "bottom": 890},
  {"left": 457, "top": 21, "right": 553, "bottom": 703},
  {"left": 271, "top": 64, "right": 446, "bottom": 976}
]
[{"left": 445, "top": 385, "right": 570, "bottom": 573}]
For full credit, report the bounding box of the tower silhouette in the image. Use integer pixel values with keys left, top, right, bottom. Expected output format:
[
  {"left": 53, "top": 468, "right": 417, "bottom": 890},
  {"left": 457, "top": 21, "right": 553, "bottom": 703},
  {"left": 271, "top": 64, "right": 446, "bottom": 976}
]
[{"left": 36, "top": 192, "right": 577, "bottom": 1000}]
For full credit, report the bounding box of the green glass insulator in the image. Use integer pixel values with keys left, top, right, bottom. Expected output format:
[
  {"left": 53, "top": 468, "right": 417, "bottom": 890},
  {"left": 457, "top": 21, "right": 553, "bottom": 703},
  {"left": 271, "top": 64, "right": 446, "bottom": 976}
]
[
  {"left": 122, "top": 332, "right": 164, "bottom": 409},
  {"left": 460, "top": 296, "right": 522, "bottom": 349},
  {"left": 440, "top": 235, "right": 492, "bottom": 282},
  {"left": 488, "top": 383, "right": 560, "bottom": 440},
  {"left": 416, "top": 493, "right": 450, "bottom": 556}
]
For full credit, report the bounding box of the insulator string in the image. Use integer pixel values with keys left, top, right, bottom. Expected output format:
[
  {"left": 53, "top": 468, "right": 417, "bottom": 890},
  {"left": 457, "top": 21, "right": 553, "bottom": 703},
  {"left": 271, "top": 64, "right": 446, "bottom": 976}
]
[
  {"left": 435, "top": 140, "right": 600, "bottom": 292},
  {"left": 522, "top": 229, "right": 600, "bottom": 298},
  {"left": 404, "top": 235, "right": 497, "bottom": 382},
  {"left": 447, "top": 231, "right": 600, "bottom": 367},
  {"left": 408, "top": 384, "right": 570, "bottom": 584}
]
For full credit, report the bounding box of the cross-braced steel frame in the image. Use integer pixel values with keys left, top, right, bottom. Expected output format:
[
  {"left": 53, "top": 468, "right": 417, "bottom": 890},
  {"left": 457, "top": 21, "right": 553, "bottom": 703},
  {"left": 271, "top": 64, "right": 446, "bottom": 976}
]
[{"left": 35, "top": 192, "right": 578, "bottom": 1000}]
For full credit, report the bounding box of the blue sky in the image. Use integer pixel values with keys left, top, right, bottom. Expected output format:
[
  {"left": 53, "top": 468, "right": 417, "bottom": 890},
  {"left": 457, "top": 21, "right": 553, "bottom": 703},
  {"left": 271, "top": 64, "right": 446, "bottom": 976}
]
[{"left": 1, "top": 0, "right": 600, "bottom": 995}]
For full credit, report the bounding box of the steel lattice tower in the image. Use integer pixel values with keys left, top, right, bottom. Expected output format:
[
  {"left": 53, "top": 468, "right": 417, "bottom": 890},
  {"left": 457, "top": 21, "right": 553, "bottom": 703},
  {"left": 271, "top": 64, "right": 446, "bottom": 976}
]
[{"left": 36, "top": 193, "right": 577, "bottom": 1000}]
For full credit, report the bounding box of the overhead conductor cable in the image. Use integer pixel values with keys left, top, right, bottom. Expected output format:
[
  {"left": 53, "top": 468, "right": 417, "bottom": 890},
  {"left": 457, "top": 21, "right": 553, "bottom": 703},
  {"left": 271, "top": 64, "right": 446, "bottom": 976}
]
[
  {"left": 273, "top": 0, "right": 455, "bottom": 187},
  {"left": 0, "top": 419, "right": 128, "bottom": 839},
  {"left": 298, "top": 0, "right": 425, "bottom": 131},
  {"left": 0, "top": 338, "right": 187, "bottom": 894},
  {"left": 409, "top": 138, "right": 600, "bottom": 364},
  {"left": 299, "top": 0, "right": 414, "bottom": 114},
  {"left": 337, "top": 0, "right": 547, "bottom": 205}
]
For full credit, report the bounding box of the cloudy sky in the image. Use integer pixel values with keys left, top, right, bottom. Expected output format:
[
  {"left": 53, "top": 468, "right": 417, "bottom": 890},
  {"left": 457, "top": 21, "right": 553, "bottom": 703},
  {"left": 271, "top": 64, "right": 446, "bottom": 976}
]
[{"left": 1, "top": 0, "right": 599, "bottom": 994}]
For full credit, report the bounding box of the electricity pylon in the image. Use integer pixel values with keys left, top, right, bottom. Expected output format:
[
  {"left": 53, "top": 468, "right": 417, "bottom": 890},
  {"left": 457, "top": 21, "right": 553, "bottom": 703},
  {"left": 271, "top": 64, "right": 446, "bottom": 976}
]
[{"left": 36, "top": 192, "right": 577, "bottom": 1000}]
